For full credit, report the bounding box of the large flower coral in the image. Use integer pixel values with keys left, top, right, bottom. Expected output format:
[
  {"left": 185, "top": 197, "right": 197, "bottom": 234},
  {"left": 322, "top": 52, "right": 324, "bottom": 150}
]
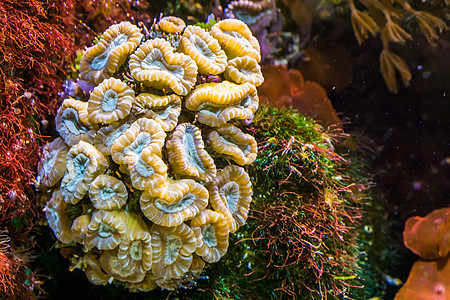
[{"left": 40, "top": 15, "right": 262, "bottom": 292}]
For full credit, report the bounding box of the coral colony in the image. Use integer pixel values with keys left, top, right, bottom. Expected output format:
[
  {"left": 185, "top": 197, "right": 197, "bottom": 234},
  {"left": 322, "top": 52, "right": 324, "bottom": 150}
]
[{"left": 37, "top": 16, "right": 263, "bottom": 290}]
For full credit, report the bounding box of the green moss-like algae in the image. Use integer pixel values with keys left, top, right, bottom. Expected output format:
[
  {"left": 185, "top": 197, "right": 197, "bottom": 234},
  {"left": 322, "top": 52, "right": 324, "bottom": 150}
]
[{"left": 185, "top": 105, "right": 375, "bottom": 299}]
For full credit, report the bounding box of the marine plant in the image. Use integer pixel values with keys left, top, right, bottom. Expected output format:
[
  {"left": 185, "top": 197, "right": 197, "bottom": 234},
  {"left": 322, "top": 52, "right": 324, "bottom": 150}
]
[
  {"left": 230, "top": 0, "right": 446, "bottom": 93},
  {"left": 0, "top": 0, "right": 75, "bottom": 297},
  {"left": 172, "top": 105, "right": 371, "bottom": 299},
  {"left": 345, "top": 0, "right": 446, "bottom": 93},
  {"left": 37, "top": 16, "right": 264, "bottom": 291}
]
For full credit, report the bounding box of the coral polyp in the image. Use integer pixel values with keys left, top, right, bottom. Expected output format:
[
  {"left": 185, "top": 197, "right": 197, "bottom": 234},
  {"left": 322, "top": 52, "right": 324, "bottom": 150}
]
[{"left": 38, "top": 16, "right": 262, "bottom": 291}]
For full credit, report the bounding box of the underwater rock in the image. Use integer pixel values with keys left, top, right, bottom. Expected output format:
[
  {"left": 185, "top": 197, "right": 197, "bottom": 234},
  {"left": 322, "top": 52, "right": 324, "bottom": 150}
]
[{"left": 38, "top": 17, "right": 262, "bottom": 292}]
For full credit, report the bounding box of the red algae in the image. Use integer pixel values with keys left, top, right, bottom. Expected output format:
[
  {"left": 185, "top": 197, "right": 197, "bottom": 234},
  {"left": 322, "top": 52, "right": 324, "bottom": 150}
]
[
  {"left": 0, "top": 0, "right": 75, "bottom": 219},
  {"left": 0, "top": 0, "right": 75, "bottom": 296}
]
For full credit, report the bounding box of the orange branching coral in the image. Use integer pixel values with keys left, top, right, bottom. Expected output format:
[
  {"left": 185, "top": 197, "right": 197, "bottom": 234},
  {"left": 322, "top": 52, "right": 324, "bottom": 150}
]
[
  {"left": 258, "top": 64, "right": 341, "bottom": 126},
  {"left": 40, "top": 16, "right": 263, "bottom": 292},
  {"left": 345, "top": 0, "right": 446, "bottom": 93}
]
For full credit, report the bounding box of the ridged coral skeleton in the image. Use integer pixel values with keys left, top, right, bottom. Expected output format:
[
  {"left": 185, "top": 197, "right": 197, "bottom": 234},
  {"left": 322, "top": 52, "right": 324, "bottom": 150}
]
[{"left": 38, "top": 16, "right": 263, "bottom": 291}]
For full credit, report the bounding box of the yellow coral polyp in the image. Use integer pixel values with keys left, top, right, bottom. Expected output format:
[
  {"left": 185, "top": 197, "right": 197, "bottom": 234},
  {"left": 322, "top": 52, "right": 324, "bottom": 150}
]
[
  {"left": 224, "top": 56, "right": 264, "bottom": 87},
  {"left": 127, "top": 150, "right": 168, "bottom": 191},
  {"left": 157, "top": 16, "right": 186, "bottom": 34},
  {"left": 100, "top": 249, "right": 146, "bottom": 283},
  {"left": 71, "top": 214, "right": 91, "bottom": 244},
  {"left": 37, "top": 138, "right": 68, "bottom": 188},
  {"left": 129, "top": 38, "right": 198, "bottom": 96},
  {"left": 80, "top": 21, "right": 143, "bottom": 85},
  {"left": 185, "top": 81, "right": 258, "bottom": 111},
  {"left": 111, "top": 118, "right": 166, "bottom": 166},
  {"left": 132, "top": 93, "right": 181, "bottom": 132},
  {"left": 140, "top": 178, "right": 209, "bottom": 227},
  {"left": 191, "top": 209, "right": 229, "bottom": 263},
  {"left": 55, "top": 98, "right": 96, "bottom": 146},
  {"left": 60, "top": 141, "right": 108, "bottom": 204},
  {"left": 88, "top": 78, "right": 134, "bottom": 124},
  {"left": 100, "top": 213, "right": 152, "bottom": 283},
  {"left": 85, "top": 210, "right": 128, "bottom": 250},
  {"left": 89, "top": 175, "right": 128, "bottom": 210},
  {"left": 166, "top": 123, "right": 217, "bottom": 182},
  {"left": 178, "top": 25, "right": 228, "bottom": 75},
  {"left": 94, "top": 122, "right": 132, "bottom": 156},
  {"left": 44, "top": 189, "right": 74, "bottom": 244},
  {"left": 74, "top": 252, "right": 111, "bottom": 286},
  {"left": 209, "top": 165, "right": 253, "bottom": 233},
  {"left": 211, "top": 19, "right": 261, "bottom": 62},
  {"left": 185, "top": 81, "right": 259, "bottom": 127},
  {"left": 207, "top": 124, "right": 258, "bottom": 165},
  {"left": 150, "top": 223, "right": 197, "bottom": 288},
  {"left": 118, "top": 214, "right": 153, "bottom": 273}
]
